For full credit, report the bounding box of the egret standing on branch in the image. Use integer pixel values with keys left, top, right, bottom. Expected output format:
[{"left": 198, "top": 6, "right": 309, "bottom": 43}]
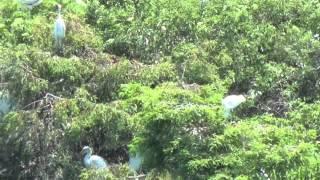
[
  {"left": 81, "top": 146, "right": 108, "bottom": 169},
  {"left": 19, "top": 0, "right": 42, "bottom": 9},
  {"left": 54, "top": 4, "right": 66, "bottom": 54},
  {"left": 222, "top": 95, "right": 246, "bottom": 118}
]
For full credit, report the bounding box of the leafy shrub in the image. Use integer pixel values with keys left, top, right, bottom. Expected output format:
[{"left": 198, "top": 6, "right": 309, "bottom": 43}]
[
  {"left": 209, "top": 115, "right": 320, "bottom": 179},
  {"left": 120, "top": 83, "right": 226, "bottom": 178},
  {"left": 0, "top": 109, "right": 79, "bottom": 179},
  {"left": 2, "top": 0, "right": 320, "bottom": 179},
  {"left": 131, "top": 104, "right": 225, "bottom": 179},
  {"left": 137, "top": 61, "right": 178, "bottom": 86},
  {"left": 64, "top": 14, "right": 104, "bottom": 58},
  {"left": 54, "top": 88, "right": 133, "bottom": 151},
  {"left": 39, "top": 56, "right": 95, "bottom": 96},
  {"left": 0, "top": 45, "right": 49, "bottom": 105},
  {"left": 289, "top": 102, "right": 320, "bottom": 133},
  {"left": 172, "top": 43, "right": 220, "bottom": 84},
  {"left": 79, "top": 169, "right": 114, "bottom": 180},
  {"left": 89, "top": 60, "right": 135, "bottom": 101}
]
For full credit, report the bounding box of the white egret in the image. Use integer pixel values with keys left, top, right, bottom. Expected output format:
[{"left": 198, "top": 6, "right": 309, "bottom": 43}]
[
  {"left": 128, "top": 152, "right": 144, "bottom": 180},
  {"left": 129, "top": 152, "right": 143, "bottom": 172},
  {"left": 222, "top": 95, "right": 246, "bottom": 118},
  {"left": 0, "top": 91, "right": 11, "bottom": 116},
  {"left": 81, "top": 146, "right": 108, "bottom": 169},
  {"left": 54, "top": 4, "right": 66, "bottom": 53}
]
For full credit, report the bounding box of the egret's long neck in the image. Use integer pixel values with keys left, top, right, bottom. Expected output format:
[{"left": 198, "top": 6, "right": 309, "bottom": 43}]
[
  {"left": 224, "top": 109, "right": 231, "bottom": 118},
  {"left": 83, "top": 152, "right": 92, "bottom": 166},
  {"left": 57, "top": 7, "right": 61, "bottom": 17},
  {"left": 84, "top": 151, "right": 91, "bottom": 159}
]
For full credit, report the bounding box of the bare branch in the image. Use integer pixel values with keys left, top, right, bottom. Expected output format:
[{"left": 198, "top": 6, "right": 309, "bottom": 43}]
[
  {"left": 22, "top": 93, "right": 64, "bottom": 110},
  {"left": 45, "top": 93, "right": 63, "bottom": 100},
  {"left": 127, "top": 174, "right": 146, "bottom": 179},
  {"left": 23, "top": 99, "right": 44, "bottom": 110}
]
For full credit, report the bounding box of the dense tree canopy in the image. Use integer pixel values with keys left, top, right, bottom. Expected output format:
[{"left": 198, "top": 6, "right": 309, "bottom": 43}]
[{"left": 1, "top": 0, "right": 320, "bottom": 179}]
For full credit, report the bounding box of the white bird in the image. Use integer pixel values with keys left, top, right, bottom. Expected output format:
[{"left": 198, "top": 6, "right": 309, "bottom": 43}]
[
  {"left": 19, "top": 0, "right": 42, "bottom": 9},
  {"left": 222, "top": 95, "right": 246, "bottom": 118},
  {"left": 128, "top": 152, "right": 144, "bottom": 180},
  {"left": 0, "top": 91, "right": 11, "bottom": 116},
  {"left": 129, "top": 152, "right": 143, "bottom": 172},
  {"left": 54, "top": 4, "right": 66, "bottom": 53},
  {"left": 81, "top": 146, "right": 108, "bottom": 169}
]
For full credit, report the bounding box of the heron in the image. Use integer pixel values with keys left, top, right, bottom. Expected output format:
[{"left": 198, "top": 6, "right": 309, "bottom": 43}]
[
  {"left": 127, "top": 152, "right": 144, "bottom": 180},
  {"left": 0, "top": 91, "right": 11, "bottom": 116},
  {"left": 129, "top": 152, "right": 143, "bottom": 172},
  {"left": 81, "top": 146, "right": 108, "bottom": 169},
  {"left": 222, "top": 95, "right": 246, "bottom": 118},
  {"left": 19, "top": 0, "right": 42, "bottom": 9},
  {"left": 54, "top": 4, "right": 66, "bottom": 54}
]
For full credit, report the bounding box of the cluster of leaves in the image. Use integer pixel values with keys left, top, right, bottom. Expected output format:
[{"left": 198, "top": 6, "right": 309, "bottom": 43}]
[
  {"left": 1, "top": 0, "right": 320, "bottom": 179},
  {"left": 120, "top": 84, "right": 320, "bottom": 179}
]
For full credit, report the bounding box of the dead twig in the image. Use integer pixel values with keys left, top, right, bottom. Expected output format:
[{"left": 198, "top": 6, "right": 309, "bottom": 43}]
[
  {"left": 127, "top": 174, "right": 146, "bottom": 180},
  {"left": 22, "top": 93, "right": 64, "bottom": 110}
]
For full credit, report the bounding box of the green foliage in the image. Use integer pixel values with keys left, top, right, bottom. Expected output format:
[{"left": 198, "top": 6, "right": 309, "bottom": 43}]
[
  {"left": 90, "top": 60, "right": 135, "bottom": 101},
  {"left": 2, "top": 0, "right": 320, "bottom": 179},
  {"left": 0, "top": 110, "right": 80, "bottom": 179},
  {"left": 137, "top": 61, "right": 178, "bottom": 86},
  {"left": 39, "top": 57, "right": 94, "bottom": 95},
  {"left": 79, "top": 169, "right": 114, "bottom": 180},
  {"left": 209, "top": 115, "right": 320, "bottom": 179},
  {"left": 64, "top": 14, "right": 104, "bottom": 58},
  {"left": 0, "top": 45, "right": 49, "bottom": 104},
  {"left": 79, "top": 164, "right": 134, "bottom": 180},
  {"left": 120, "top": 83, "right": 226, "bottom": 178},
  {"left": 172, "top": 43, "right": 220, "bottom": 84},
  {"left": 145, "top": 169, "right": 182, "bottom": 180},
  {"left": 54, "top": 88, "right": 133, "bottom": 150},
  {"left": 92, "top": 0, "right": 201, "bottom": 62},
  {"left": 289, "top": 101, "right": 320, "bottom": 133}
]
